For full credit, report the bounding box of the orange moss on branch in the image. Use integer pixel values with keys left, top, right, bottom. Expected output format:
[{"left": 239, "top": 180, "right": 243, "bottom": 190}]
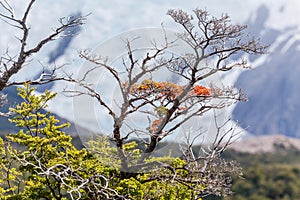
[
  {"left": 128, "top": 79, "right": 211, "bottom": 100},
  {"left": 193, "top": 85, "right": 210, "bottom": 96}
]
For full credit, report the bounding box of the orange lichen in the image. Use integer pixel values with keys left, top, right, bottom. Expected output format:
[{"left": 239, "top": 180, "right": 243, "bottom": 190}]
[
  {"left": 150, "top": 118, "right": 163, "bottom": 132},
  {"left": 193, "top": 85, "right": 210, "bottom": 96},
  {"left": 129, "top": 80, "right": 211, "bottom": 100},
  {"left": 129, "top": 79, "right": 183, "bottom": 100}
]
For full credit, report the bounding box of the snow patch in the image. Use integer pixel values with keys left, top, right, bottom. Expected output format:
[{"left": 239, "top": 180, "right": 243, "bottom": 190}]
[{"left": 281, "top": 33, "right": 300, "bottom": 54}]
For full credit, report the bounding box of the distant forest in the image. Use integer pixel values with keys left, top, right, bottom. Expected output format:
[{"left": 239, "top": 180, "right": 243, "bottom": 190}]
[{"left": 207, "top": 149, "right": 300, "bottom": 200}]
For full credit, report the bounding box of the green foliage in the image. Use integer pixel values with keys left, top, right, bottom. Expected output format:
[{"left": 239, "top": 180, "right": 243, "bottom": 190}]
[
  {"left": 0, "top": 84, "right": 115, "bottom": 199},
  {"left": 0, "top": 84, "right": 209, "bottom": 199},
  {"left": 205, "top": 150, "right": 300, "bottom": 200},
  {"left": 224, "top": 164, "right": 300, "bottom": 200},
  {"left": 222, "top": 149, "right": 300, "bottom": 166},
  {"left": 89, "top": 136, "right": 205, "bottom": 199},
  {"left": 154, "top": 106, "right": 169, "bottom": 117}
]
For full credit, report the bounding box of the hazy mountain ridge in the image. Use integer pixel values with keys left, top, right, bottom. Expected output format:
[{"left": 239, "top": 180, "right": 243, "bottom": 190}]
[
  {"left": 0, "top": 86, "right": 88, "bottom": 142},
  {"left": 228, "top": 134, "right": 300, "bottom": 154}
]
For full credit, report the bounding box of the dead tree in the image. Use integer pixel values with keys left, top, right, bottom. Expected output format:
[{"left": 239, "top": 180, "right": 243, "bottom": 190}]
[{"left": 69, "top": 8, "right": 267, "bottom": 186}]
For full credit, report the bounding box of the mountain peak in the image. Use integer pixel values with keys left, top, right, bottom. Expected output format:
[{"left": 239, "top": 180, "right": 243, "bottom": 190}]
[{"left": 232, "top": 4, "right": 300, "bottom": 138}]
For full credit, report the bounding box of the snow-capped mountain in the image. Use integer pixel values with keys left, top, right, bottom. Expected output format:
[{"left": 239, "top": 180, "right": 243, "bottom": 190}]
[
  {"left": 1, "top": 1, "right": 300, "bottom": 139},
  {"left": 233, "top": 4, "right": 300, "bottom": 138}
]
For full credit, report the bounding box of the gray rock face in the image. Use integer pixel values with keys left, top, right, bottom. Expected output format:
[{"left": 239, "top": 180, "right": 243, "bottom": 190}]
[{"left": 233, "top": 5, "right": 300, "bottom": 138}]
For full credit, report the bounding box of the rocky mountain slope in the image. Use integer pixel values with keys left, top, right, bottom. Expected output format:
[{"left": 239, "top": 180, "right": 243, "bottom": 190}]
[
  {"left": 228, "top": 134, "right": 300, "bottom": 154},
  {"left": 232, "top": 5, "right": 300, "bottom": 138}
]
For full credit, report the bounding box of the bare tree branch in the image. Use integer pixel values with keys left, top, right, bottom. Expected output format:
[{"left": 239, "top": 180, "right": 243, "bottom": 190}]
[
  {"left": 0, "top": 0, "right": 87, "bottom": 91},
  {"left": 69, "top": 9, "right": 266, "bottom": 171}
]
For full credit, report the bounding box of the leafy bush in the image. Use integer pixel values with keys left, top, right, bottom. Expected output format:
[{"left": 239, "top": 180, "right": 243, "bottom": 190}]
[{"left": 0, "top": 84, "right": 241, "bottom": 199}]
